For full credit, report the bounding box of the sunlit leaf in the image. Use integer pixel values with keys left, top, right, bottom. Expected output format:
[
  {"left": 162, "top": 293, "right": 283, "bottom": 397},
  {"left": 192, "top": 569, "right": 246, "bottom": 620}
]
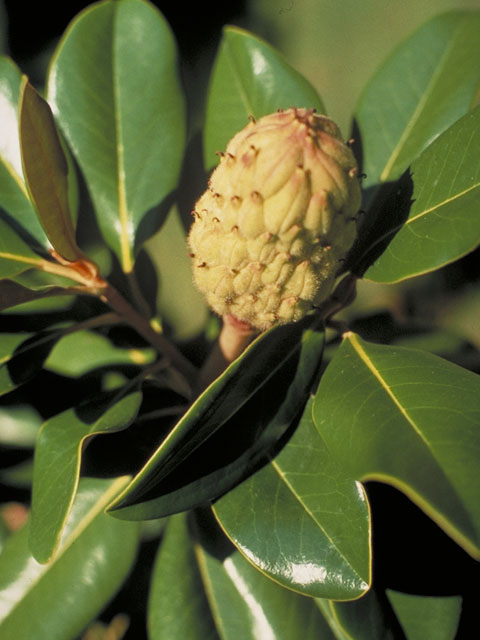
[
  {"left": 364, "top": 107, "right": 480, "bottom": 282},
  {"left": 48, "top": 0, "right": 186, "bottom": 272},
  {"left": 0, "top": 56, "right": 47, "bottom": 249},
  {"left": 194, "top": 510, "right": 337, "bottom": 640},
  {"left": 204, "top": 26, "right": 324, "bottom": 169},
  {"left": 214, "top": 399, "right": 371, "bottom": 600},
  {"left": 313, "top": 333, "right": 480, "bottom": 559},
  {"left": 0, "top": 477, "right": 139, "bottom": 640},
  {"left": 356, "top": 11, "right": 480, "bottom": 191}
]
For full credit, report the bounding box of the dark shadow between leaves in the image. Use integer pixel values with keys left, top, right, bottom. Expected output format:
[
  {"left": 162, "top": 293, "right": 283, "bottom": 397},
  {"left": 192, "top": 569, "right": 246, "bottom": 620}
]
[
  {"left": 2, "top": 330, "right": 59, "bottom": 393},
  {"left": 134, "top": 191, "right": 177, "bottom": 256},
  {"left": 112, "top": 346, "right": 307, "bottom": 514},
  {"left": 345, "top": 169, "right": 414, "bottom": 278},
  {"left": 343, "top": 119, "right": 415, "bottom": 278},
  {"left": 191, "top": 505, "right": 236, "bottom": 562},
  {"left": 0, "top": 209, "right": 47, "bottom": 257},
  {"left": 108, "top": 317, "right": 324, "bottom": 518}
]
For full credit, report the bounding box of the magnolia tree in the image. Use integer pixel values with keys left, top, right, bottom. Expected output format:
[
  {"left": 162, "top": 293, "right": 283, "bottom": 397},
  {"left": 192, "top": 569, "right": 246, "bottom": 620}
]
[{"left": 0, "top": 1, "right": 479, "bottom": 638}]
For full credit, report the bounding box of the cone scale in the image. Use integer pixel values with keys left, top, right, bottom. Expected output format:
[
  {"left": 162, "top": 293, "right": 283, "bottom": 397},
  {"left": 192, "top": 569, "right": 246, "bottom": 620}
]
[{"left": 189, "top": 108, "right": 361, "bottom": 331}]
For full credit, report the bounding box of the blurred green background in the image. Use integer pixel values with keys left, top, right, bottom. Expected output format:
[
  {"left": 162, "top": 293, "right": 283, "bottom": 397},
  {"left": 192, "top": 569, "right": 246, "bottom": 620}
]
[{"left": 250, "top": 0, "right": 480, "bottom": 135}]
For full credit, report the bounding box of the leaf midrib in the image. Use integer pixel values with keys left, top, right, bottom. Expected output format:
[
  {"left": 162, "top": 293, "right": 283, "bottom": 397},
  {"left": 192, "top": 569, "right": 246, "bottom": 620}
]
[
  {"left": 270, "top": 458, "right": 368, "bottom": 585},
  {"left": 380, "top": 19, "right": 464, "bottom": 182}
]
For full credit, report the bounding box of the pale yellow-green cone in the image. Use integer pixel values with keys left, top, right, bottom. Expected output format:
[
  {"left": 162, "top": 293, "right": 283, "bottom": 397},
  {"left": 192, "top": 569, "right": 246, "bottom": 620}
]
[{"left": 188, "top": 108, "right": 361, "bottom": 330}]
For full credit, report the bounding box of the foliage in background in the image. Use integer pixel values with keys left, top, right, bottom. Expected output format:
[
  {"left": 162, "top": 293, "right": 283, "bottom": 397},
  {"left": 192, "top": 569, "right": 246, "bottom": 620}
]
[{"left": 0, "top": 1, "right": 479, "bottom": 638}]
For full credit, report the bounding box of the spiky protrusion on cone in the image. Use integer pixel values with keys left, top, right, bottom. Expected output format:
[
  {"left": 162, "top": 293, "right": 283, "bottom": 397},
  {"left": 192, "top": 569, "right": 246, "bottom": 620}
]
[{"left": 189, "top": 107, "right": 362, "bottom": 330}]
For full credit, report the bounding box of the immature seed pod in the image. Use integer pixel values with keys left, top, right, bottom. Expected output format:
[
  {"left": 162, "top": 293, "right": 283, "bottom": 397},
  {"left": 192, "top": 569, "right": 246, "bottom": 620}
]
[{"left": 188, "top": 107, "right": 361, "bottom": 330}]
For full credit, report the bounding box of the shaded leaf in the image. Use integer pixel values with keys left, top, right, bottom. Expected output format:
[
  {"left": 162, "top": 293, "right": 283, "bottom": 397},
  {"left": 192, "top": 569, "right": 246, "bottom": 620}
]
[
  {"left": 356, "top": 11, "right": 480, "bottom": 191},
  {"left": 0, "top": 477, "right": 139, "bottom": 640},
  {"left": 316, "top": 589, "right": 401, "bottom": 640},
  {"left": 214, "top": 399, "right": 371, "bottom": 600},
  {"left": 19, "top": 79, "right": 82, "bottom": 262},
  {"left": 0, "top": 278, "right": 74, "bottom": 312},
  {"left": 107, "top": 315, "right": 324, "bottom": 519},
  {"left": 0, "top": 217, "right": 45, "bottom": 279},
  {"left": 45, "top": 330, "right": 156, "bottom": 377},
  {"left": 204, "top": 26, "right": 324, "bottom": 169},
  {"left": 194, "top": 510, "right": 336, "bottom": 640},
  {"left": 313, "top": 333, "right": 480, "bottom": 559},
  {"left": 364, "top": 107, "right": 480, "bottom": 282},
  {"left": 0, "top": 56, "right": 48, "bottom": 249},
  {"left": 386, "top": 590, "right": 462, "bottom": 640},
  {"left": 48, "top": 0, "right": 186, "bottom": 272},
  {"left": 0, "top": 331, "right": 58, "bottom": 396},
  {"left": 29, "top": 391, "right": 142, "bottom": 563},
  {"left": 148, "top": 514, "right": 220, "bottom": 640}
]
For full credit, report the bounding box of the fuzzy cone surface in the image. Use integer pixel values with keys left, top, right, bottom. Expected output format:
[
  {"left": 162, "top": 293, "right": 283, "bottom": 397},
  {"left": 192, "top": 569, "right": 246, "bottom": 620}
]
[{"left": 189, "top": 108, "right": 361, "bottom": 329}]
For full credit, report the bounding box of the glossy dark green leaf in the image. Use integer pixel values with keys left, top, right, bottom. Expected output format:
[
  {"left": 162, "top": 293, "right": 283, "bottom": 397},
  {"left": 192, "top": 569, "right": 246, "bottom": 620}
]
[
  {"left": 313, "top": 333, "right": 480, "bottom": 559},
  {"left": 0, "top": 279, "right": 74, "bottom": 312},
  {"left": 48, "top": 0, "right": 186, "bottom": 272},
  {"left": 356, "top": 11, "right": 480, "bottom": 191},
  {"left": 29, "top": 391, "right": 142, "bottom": 563},
  {"left": 204, "top": 26, "right": 324, "bottom": 169},
  {"left": 0, "top": 477, "right": 139, "bottom": 639},
  {"left": 364, "top": 107, "right": 480, "bottom": 282},
  {"left": 19, "top": 79, "right": 82, "bottom": 262},
  {"left": 214, "top": 399, "right": 370, "bottom": 600},
  {"left": 0, "top": 56, "right": 48, "bottom": 249},
  {"left": 194, "top": 511, "right": 337, "bottom": 640},
  {"left": 107, "top": 315, "right": 324, "bottom": 519},
  {"left": 0, "top": 331, "right": 58, "bottom": 396},
  {"left": 148, "top": 514, "right": 220, "bottom": 640},
  {"left": 386, "top": 590, "right": 462, "bottom": 640}
]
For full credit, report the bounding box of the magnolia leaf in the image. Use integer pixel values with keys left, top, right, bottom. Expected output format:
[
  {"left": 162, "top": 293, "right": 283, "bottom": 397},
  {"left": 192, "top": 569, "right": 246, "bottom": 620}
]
[
  {"left": 48, "top": 0, "right": 186, "bottom": 272},
  {"left": 313, "top": 333, "right": 480, "bottom": 559},
  {"left": 0, "top": 477, "right": 139, "bottom": 640},
  {"left": 148, "top": 514, "right": 220, "bottom": 640},
  {"left": 0, "top": 56, "right": 48, "bottom": 249},
  {"left": 107, "top": 315, "right": 323, "bottom": 519},
  {"left": 214, "top": 399, "right": 371, "bottom": 600},
  {"left": 363, "top": 107, "right": 480, "bottom": 282},
  {"left": 29, "top": 391, "right": 142, "bottom": 563},
  {"left": 204, "top": 26, "right": 324, "bottom": 169},
  {"left": 19, "top": 79, "right": 82, "bottom": 262},
  {"left": 194, "top": 510, "right": 337, "bottom": 640},
  {"left": 0, "top": 279, "right": 74, "bottom": 312},
  {"left": 0, "top": 330, "right": 59, "bottom": 396},
  {"left": 387, "top": 590, "right": 462, "bottom": 640},
  {"left": 356, "top": 10, "right": 480, "bottom": 191}
]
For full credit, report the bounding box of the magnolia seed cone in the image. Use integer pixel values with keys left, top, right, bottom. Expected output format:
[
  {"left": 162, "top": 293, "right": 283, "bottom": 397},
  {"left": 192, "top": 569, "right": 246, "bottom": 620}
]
[{"left": 189, "top": 108, "right": 362, "bottom": 330}]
